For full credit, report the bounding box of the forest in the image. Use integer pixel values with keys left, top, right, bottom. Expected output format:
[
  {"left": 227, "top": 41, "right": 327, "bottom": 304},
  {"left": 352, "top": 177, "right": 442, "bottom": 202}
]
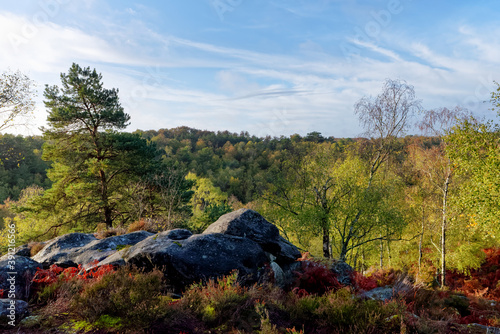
[
  {"left": 1, "top": 64, "right": 500, "bottom": 332},
  {"left": 0, "top": 64, "right": 499, "bottom": 280}
]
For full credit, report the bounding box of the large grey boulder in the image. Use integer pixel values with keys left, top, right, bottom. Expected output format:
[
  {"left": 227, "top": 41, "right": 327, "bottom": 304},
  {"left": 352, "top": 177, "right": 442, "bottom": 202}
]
[
  {"left": 124, "top": 232, "right": 269, "bottom": 288},
  {"left": 32, "top": 233, "right": 97, "bottom": 267},
  {"left": 330, "top": 260, "right": 354, "bottom": 286},
  {"left": 0, "top": 299, "right": 29, "bottom": 325},
  {"left": 95, "top": 229, "right": 191, "bottom": 268},
  {"left": 203, "top": 209, "right": 300, "bottom": 261},
  {"left": 32, "top": 231, "right": 152, "bottom": 268},
  {"left": 359, "top": 286, "right": 394, "bottom": 301},
  {"left": 13, "top": 244, "right": 31, "bottom": 257},
  {"left": 75, "top": 231, "right": 153, "bottom": 269},
  {"left": 203, "top": 209, "right": 279, "bottom": 243},
  {"left": 276, "top": 236, "right": 302, "bottom": 264},
  {"left": 0, "top": 255, "right": 40, "bottom": 301}
]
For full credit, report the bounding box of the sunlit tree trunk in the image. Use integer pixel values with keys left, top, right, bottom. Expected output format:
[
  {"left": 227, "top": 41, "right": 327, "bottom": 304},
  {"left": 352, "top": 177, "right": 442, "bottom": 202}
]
[{"left": 441, "top": 175, "right": 450, "bottom": 287}]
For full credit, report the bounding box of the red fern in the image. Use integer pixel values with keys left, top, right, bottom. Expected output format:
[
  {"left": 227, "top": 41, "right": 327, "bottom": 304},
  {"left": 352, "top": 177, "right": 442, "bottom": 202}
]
[
  {"left": 350, "top": 271, "right": 377, "bottom": 291},
  {"left": 446, "top": 248, "right": 500, "bottom": 301},
  {"left": 293, "top": 261, "right": 341, "bottom": 295}
]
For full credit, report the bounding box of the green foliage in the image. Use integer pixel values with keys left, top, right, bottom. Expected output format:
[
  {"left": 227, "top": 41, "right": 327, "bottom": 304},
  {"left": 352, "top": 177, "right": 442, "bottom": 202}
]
[
  {"left": 186, "top": 172, "right": 232, "bottom": 232},
  {"left": 70, "top": 267, "right": 168, "bottom": 330},
  {"left": 15, "top": 64, "right": 183, "bottom": 235},
  {"left": 0, "top": 134, "right": 50, "bottom": 204},
  {"left": 446, "top": 117, "right": 500, "bottom": 241},
  {"left": 262, "top": 142, "right": 406, "bottom": 262}
]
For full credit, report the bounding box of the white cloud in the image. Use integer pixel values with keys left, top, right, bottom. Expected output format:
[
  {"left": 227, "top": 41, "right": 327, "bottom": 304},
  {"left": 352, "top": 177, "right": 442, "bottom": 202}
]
[{"left": 2, "top": 5, "right": 499, "bottom": 137}]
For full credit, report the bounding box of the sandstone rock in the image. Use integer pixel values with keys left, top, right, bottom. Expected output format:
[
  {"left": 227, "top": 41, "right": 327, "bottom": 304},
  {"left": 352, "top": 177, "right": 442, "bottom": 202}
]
[
  {"left": 32, "top": 231, "right": 152, "bottom": 268},
  {"left": 124, "top": 232, "right": 268, "bottom": 288},
  {"left": 0, "top": 299, "right": 29, "bottom": 325},
  {"left": 330, "top": 260, "right": 354, "bottom": 286},
  {"left": 360, "top": 286, "right": 394, "bottom": 301},
  {"left": 467, "top": 323, "right": 500, "bottom": 334},
  {"left": 95, "top": 249, "right": 127, "bottom": 267},
  {"left": 75, "top": 231, "right": 153, "bottom": 269},
  {"left": 203, "top": 208, "right": 301, "bottom": 262},
  {"left": 203, "top": 209, "right": 280, "bottom": 253},
  {"left": 13, "top": 244, "right": 31, "bottom": 257},
  {"left": 269, "top": 261, "right": 286, "bottom": 288},
  {"left": 164, "top": 229, "right": 192, "bottom": 240},
  {"left": 0, "top": 255, "right": 40, "bottom": 301},
  {"left": 276, "top": 236, "right": 302, "bottom": 264},
  {"left": 32, "top": 233, "right": 97, "bottom": 268}
]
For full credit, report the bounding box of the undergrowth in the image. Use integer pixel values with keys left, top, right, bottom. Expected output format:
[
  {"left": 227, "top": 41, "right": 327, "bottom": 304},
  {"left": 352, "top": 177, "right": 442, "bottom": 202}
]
[{"left": 6, "top": 249, "right": 500, "bottom": 333}]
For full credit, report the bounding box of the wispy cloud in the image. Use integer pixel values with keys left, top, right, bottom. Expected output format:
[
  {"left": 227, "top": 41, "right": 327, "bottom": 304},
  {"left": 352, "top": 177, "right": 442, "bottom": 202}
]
[{"left": 1, "top": 1, "right": 499, "bottom": 137}]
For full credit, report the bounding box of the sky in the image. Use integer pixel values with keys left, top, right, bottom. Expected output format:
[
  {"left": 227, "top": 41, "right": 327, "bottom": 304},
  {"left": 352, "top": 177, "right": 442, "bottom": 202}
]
[{"left": 1, "top": 0, "right": 499, "bottom": 138}]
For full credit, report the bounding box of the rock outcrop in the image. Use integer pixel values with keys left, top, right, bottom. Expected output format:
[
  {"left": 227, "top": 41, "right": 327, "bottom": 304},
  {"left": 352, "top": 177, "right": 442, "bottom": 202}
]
[
  {"left": 32, "top": 231, "right": 152, "bottom": 268},
  {"left": 203, "top": 208, "right": 281, "bottom": 254},
  {"left": 96, "top": 210, "right": 302, "bottom": 288},
  {"left": 0, "top": 299, "right": 28, "bottom": 325},
  {"left": 1, "top": 209, "right": 309, "bottom": 311},
  {"left": 0, "top": 255, "right": 40, "bottom": 301},
  {"left": 32, "top": 233, "right": 97, "bottom": 268},
  {"left": 124, "top": 231, "right": 269, "bottom": 287}
]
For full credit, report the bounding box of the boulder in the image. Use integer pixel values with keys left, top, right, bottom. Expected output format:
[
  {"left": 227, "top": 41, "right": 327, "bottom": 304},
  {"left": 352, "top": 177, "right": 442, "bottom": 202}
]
[
  {"left": 124, "top": 232, "right": 269, "bottom": 288},
  {"left": 96, "top": 230, "right": 191, "bottom": 269},
  {"left": 95, "top": 249, "right": 127, "bottom": 267},
  {"left": 0, "top": 255, "right": 40, "bottom": 301},
  {"left": 32, "top": 233, "right": 97, "bottom": 268},
  {"left": 360, "top": 286, "right": 394, "bottom": 301},
  {"left": 269, "top": 261, "right": 286, "bottom": 288},
  {"left": 330, "top": 260, "right": 354, "bottom": 286},
  {"left": 13, "top": 244, "right": 31, "bottom": 257},
  {"left": 74, "top": 231, "right": 153, "bottom": 269},
  {"left": 203, "top": 209, "right": 286, "bottom": 256},
  {"left": 32, "top": 231, "right": 152, "bottom": 268},
  {"left": 0, "top": 299, "right": 29, "bottom": 325},
  {"left": 276, "top": 236, "right": 302, "bottom": 264},
  {"left": 467, "top": 323, "right": 500, "bottom": 334},
  {"left": 163, "top": 229, "right": 192, "bottom": 240}
]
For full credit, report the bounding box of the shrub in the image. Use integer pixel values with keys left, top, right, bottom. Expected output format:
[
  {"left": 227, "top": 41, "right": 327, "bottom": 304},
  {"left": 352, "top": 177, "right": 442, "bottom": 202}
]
[
  {"left": 127, "top": 218, "right": 146, "bottom": 233},
  {"left": 446, "top": 248, "right": 500, "bottom": 301},
  {"left": 126, "top": 218, "right": 157, "bottom": 233},
  {"left": 31, "top": 262, "right": 116, "bottom": 304},
  {"left": 292, "top": 261, "right": 342, "bottom": 296},
  {"left": 94, "top": 224, "right": 127, "bottom": 239},
  {"left": 350, "top": 271, "right": 377, "bottom": 291},
  {"left": 179, "top": 271, "right": 254, "bottom": 330},
  {"left": 70, "top": 266, "right": 169, "bottom": 330},
  {"left": 368, "top": 268, "right": 401, "bottom": 287},
  {"left": 29, "top": 241, "right": 46, "bottom": 256}
]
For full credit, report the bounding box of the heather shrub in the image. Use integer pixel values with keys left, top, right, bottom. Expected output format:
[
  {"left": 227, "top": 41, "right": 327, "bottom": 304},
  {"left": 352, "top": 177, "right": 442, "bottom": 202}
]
[
  {"left": 29, "top": 241, "right": 46, "bottom": 256},
  {"left": 94, "top": 223, "right": 126, "bottom": 239},
  {"left": 127, "top": 219, "right": 146, "bottom": 233},
  {"left": 70, "top": 266, "right": 168, "bottom": 329},
  {"left": 178, "top": 271, "right": 257, "bottom": 331},
  {"left": 127, "top": 218, "right": 156, "bottom": 233},
  {"left": 291, "top": 260, "right": 342, "bottom": 296},
  {"left": 350, "top": 271, "right": 377, "bottom": 291},
  {"left": 318, "top": 289, "right": 403, "bottom": 333},
  {"left": 283, "top": 286, "right": 403, "bottom": 333},
  {"left": 367, "top": 268, "right": 403, "bottom": 287}
]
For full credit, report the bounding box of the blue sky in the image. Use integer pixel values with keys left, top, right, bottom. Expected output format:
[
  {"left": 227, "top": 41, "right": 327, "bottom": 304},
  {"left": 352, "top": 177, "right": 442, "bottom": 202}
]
[{"left": 1, "top": 0, "right": 499, "bottom": 137}]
